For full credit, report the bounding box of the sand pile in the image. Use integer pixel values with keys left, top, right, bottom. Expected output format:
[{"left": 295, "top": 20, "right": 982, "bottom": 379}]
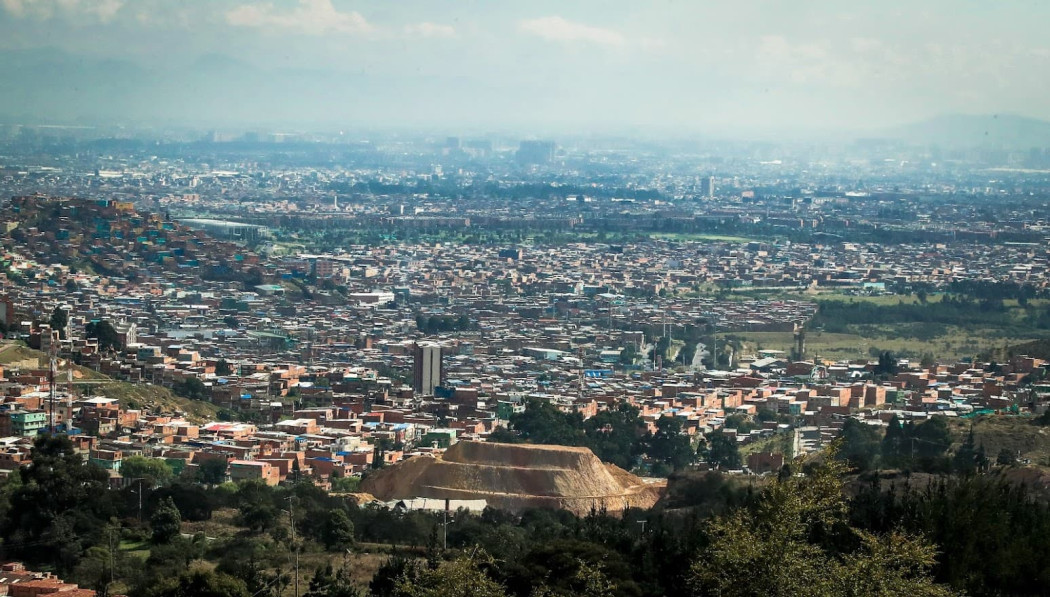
[{"left": 361, "top": 441, "right": 665, "bottom": 515}]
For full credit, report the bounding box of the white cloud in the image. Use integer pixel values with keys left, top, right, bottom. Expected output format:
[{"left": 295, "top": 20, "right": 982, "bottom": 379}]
[
  {"left": 0, "top": 0, "right": 123, "bottom": 22},
  {"left": 404, "top": 21, "right": 455, "bottom": 39},
  {"left": 519, "top": 16, "right": 624, "bottom": 46},
  {"left": 226, "top": 0, "right": 372, "bottom": 35}
]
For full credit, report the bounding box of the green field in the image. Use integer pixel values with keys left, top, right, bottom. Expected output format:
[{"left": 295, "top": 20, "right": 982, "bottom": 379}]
[
  {"left": 649, "top": 232, "right": 758, "bottom": 243},
  {"left": 722, "top": 327, "right": 1044, "bottom": 363}
]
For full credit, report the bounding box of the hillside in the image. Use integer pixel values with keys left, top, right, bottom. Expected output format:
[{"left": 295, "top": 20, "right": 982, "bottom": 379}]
[
  {"left": 1008, "top": 338, "right": 1050, "bottom": 361},
  {"left": 0, "top": 342, "right": 219, "bottom": 423},
  {"left": 946, "top": 415, "right": 1050, "bottom": 466},
  {"left": 883, "top": 113, "right": 1050, "bottom": 149}
]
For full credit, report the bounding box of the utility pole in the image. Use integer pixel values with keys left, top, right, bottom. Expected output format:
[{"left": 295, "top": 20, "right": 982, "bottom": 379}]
[
  {"left": 443, "top": 503, "right": 448, "bottom": 551},
  {"left": 131, "top": 477, "right": 144, "bottom": 523},
  {"left": 287, "top": 497, "right": 299, "bottom": 597}
]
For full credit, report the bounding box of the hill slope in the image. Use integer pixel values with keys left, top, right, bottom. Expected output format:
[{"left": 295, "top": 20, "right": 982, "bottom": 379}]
[
  {"left": 0, "top": 342, "right": 219, "bottom": 423},
  {"left": 884, "top": 114, "right": 1050, "bottom": 149}
]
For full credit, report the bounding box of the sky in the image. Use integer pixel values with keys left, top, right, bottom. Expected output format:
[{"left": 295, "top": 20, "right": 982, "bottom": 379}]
[{"left": 0, "top": 0, "right": 1048, "bottom": 134}]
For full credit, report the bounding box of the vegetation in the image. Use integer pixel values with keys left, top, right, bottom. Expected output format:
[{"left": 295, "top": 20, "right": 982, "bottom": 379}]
[
  {"left": 689, "top": 447, "right": 955, "bottom": 597},
  {"left": 490, "top": 398, "right": 694, "bottom": 474},
  {"left": 5, "top": 432, "right": 1050, "bottom": 596},
  {"left": 85, "top": 319, "right": 122, "bottom": 352}
]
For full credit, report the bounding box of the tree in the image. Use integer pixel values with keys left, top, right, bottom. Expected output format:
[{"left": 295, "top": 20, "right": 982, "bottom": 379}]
[
  {"left": 234, "top": 480, "right": 279, "bottom": 533},
  {"left": 912, "top": 417, "right": 952, "bottom": 473},
  {"left": 703, "top": 431, "right": 742, "bottom": 470},
  {"left": 174, "top": 377, "right": 209, "bottom": 401},
  {"left": 688, "top": 444, "right": 955, "bottom": 597},
  {"left": 330, "top": 475, "right": 360, "bottom": 493},
  {"left": 952, "top": 428, "right": 979, "bottom": 476},
  {"left": 142, "top": 569, "right": 249, "bottom": 597},
  {"left": 392, "top": 554, "right": 506, "bottom": 597},
  {"left": 49, "top": 306, "right": 68, "bottom": 339},
  {"left": 321, "top": 509, "right": 355, "bottom": 551},
  {"left": 723, "top": 413, "right": 757, "bottom": 434},
  {"left": 881, "top": 415, "right": 907, "bottom": 467},
  {"left": 618, "top": 343, "right": 638, "bottom": 367},
  {"left": 304, "top": 564, "right": 361, "bottom": 597},
  {"left": 645, "top": 416, "right": 695, "bottom": 471},
  {"left": 996, "top": 447, "right": 1016, "bottom": 466},
  {"left": 836, "top": 419, "right": 881, "bottom": 471},
  {"left": 151, "top": 496, "right": 183, "bottom": 544},
  {"left": 86, "top": 319, "right": 121, "bottom": 352},
  {"left": 215, "top": 359, "right": 233, "bottom": 376},
  {"left": 122, "top": 456, "right": 174, "bottom": 487},
  {"left": 198, "top": 458, "right": 228, "bottom": 485},
  {"left": 2, "top": 434, "right": 114, "bottom": 568},
  {"left": 874, "top": 351, "right": 899, "bottom": 377}
]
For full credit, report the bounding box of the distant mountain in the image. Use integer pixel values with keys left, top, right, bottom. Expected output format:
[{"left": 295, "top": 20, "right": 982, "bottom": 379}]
[{"left": 882, "top": 114, "right": 1050, "bottom": 149}]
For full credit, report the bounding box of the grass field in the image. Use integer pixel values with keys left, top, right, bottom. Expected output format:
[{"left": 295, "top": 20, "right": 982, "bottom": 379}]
[
  {"left": 649, "top": 232, "right": 758, "bottom": 243},
  {"left": 721, "top": 326, "right": 1043, "bottom": 363}
]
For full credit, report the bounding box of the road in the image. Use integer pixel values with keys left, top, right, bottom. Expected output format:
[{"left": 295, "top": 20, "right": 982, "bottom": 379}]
[{"left": 691, "top": 342, "right": 707, "bottom": 372}]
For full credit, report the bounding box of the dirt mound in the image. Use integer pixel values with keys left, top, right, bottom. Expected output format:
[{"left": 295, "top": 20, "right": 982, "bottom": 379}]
[
  {"left": 361, "top": 441, "right": 665, "bottom": 515},
  {"left": 338, "top": 492, "right": 379, "bottom": 506}
]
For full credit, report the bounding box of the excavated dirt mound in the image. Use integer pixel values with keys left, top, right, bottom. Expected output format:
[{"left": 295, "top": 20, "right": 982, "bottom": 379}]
[{"left": 361, "top": 441, "right": 666, "bottom": 515}]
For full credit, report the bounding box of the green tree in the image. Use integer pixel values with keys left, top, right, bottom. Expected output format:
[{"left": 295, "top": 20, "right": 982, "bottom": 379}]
[
  {"left": 645, "top": 416, "right": 695, "bottom": 471},
  {"left": 304, "top": 564, "right": 361, "bottom": 597},
  {"left": 836, "top": 418, "right": 881, "bottom": 471},
  {"left": 996, "top": 447, "right": 1016, "bottom": 466},
  {"left": 882, "top": 415, "right": 907, "bottom": 467},
  {"left": 234, "top": 480, "right": 278, "bottom": 533},
  {"left": 151, "top": 496, "right": 183, "bottom": 544},
  {"left": 142, "top": 569, "right": 250, "bottom": 597},
  {"left": 874, "top": 351, "right": 899, "bottom": 377},
  {"left": 122, "top": 456, "right": 174, "bottom": 487},
  {"left": 702, "top": 431, "right": 742, "bottom": 470},
  {"left": 321, "top": 509, "right": 355, "bottom": 551},
  {"left": 952, "top": 428, "right": 979, "bottom": 476},
  {"left": 2, "top": 434, "right": 114, "bottom": 569},
  {"left": 392, "top": 554, "right": 506, "bottom": 597},
  {"left": 174, "top": 377, "right": 209, "bottom": 400},
  {"left": 330, "top": 475, "right": 361, "bottom": 493},
  {"left": 618, "top": 344, "right": 638, "bottom": 367},
  {"left": 723, "top": 414, "right": 757, "bottom": 434},
  {"left": 912, "top": 417, "right": 952, "bottom": 473},
  {"left": 198, "top": 458, "right": 228, "bottom": 485},
  {"left": 688, "top": 445, "right": 955, "bottom": 597},
  {"left": 215, "top": 359, "right": 233, "bottom": 376},
  {"left": 86, "top": 319, "right": 122, "bottom": 352},
  {"left": 49, "top": 306, "right": 68, "bottom": 339}
]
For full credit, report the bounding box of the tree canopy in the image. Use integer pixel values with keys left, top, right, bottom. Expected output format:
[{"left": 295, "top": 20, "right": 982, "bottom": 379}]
[{"left": 688, "top": 445, "right": 956, "bottom": 596}]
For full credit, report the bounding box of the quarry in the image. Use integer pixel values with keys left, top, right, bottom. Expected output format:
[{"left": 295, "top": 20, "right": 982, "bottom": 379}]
[{"left": 360, "top": 441, "right": 667, "bottom": 516}]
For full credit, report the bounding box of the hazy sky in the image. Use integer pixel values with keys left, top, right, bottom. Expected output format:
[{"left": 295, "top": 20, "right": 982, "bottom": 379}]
[{"left": 0, "top": 0, "right": 1048, "bottom": 133}]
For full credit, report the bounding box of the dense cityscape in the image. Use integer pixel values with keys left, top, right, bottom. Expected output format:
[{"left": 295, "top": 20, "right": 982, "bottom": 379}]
[{"left": 3, "top": 1, "right": 1050, "bottom": 596}]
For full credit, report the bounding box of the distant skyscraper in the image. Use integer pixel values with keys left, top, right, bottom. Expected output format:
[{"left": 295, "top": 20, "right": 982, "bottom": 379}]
[
  {"left": 516, "top": 140, "right": 555, "bottom": 165},
  {"left": 701, "top": 176, "right": 716, "bottom": 198},
  {"left": 413, "top": 342, "right": 444, "bottom": 396}
]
